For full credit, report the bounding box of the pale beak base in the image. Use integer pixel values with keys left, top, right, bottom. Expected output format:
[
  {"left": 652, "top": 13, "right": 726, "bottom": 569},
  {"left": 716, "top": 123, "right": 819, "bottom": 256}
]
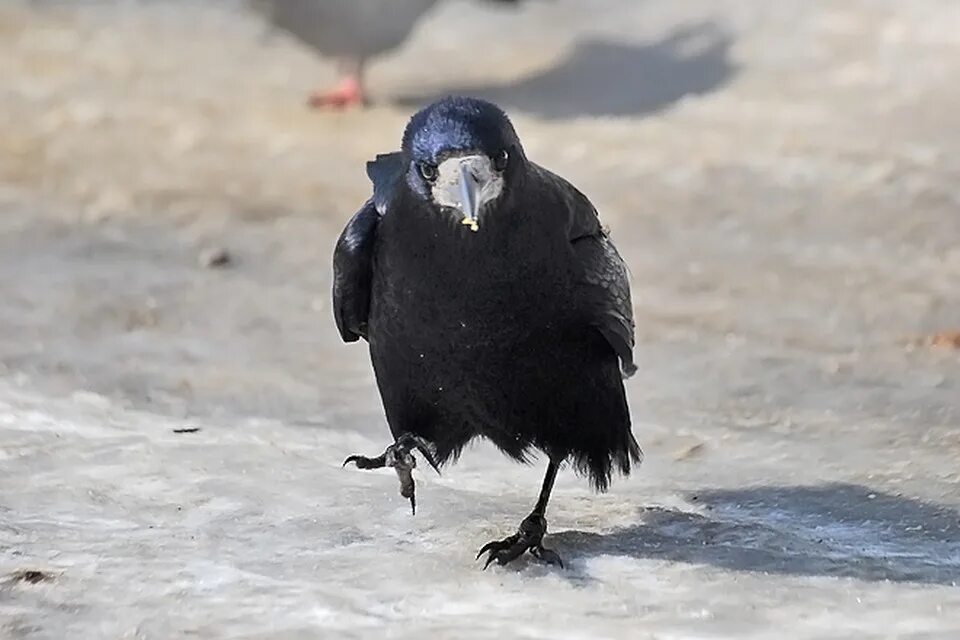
[{"left": 432, "top": 154, "right": 504, "bottom": 231}]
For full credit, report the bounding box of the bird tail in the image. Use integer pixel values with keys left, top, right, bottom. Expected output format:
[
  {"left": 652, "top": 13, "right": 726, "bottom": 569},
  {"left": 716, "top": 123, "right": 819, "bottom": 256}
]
[{"left": 572, "top": 430, "right": 643, "bottom": 493}]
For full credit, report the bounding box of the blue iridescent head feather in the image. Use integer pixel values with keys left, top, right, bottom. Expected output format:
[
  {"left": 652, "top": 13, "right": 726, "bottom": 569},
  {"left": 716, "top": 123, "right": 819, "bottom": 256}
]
[{"left": 402, "top": 96, "right": 524, "bottom": 163}]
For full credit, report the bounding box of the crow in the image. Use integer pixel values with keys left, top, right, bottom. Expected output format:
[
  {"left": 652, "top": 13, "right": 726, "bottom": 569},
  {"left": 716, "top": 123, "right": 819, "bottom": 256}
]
[{"left": 334, "top": 96, "right": 641, "bottom": 568}]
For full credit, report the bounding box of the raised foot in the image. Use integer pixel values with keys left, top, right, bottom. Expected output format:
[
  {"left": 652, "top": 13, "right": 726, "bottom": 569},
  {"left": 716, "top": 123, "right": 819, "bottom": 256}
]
[
  {"left": 343, "top": 433, "right": 439, "bottom": 514},
  {"left": 476, "top": 513, "right": 564, "bottom": 569},
  {"left": 307, "top": 76, "right": 365, "bottom": 109}
]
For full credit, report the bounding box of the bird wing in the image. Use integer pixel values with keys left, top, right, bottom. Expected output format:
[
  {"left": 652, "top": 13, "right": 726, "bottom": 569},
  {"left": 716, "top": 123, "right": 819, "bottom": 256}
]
[
  {"left": 332, "top": 198, "right": 380, "bottom": 342},
  {"left": 332, "top": 152, "right": 405, "bottom": 342},
  {"left": 571, "top": 230, "right": 638, "bottom": 378},
  {"left": 540, "top": 165, "right": 637, "bottom": 378}
]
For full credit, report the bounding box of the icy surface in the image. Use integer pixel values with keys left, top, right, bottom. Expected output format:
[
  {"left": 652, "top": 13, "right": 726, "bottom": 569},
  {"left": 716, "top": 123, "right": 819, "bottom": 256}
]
[
  {"left": 2, "top": 383, "right": 958, "bottom": 639},
  {"left": 1, "top": 0, "right": 960, "bottom": 638}
]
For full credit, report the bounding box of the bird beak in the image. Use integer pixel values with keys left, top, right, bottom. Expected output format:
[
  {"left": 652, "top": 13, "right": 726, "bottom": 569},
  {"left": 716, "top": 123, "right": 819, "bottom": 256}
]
[
  {"left": 433, "top": 154, "right": 504, "bottom": 232},
  {"left": 458, "top": 162, "right": 481, "bottom": 231}
]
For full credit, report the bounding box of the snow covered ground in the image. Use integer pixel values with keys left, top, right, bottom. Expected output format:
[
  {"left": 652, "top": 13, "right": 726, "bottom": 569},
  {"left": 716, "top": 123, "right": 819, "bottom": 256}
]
[{"left": 1, "top": 1, "right": 959, "bottom": 637}]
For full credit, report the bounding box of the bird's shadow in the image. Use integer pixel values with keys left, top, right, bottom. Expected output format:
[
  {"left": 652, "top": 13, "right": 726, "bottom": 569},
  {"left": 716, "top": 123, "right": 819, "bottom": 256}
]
[
  {"left": 549, "top": 483, "right": 960, "bottom": 585},
  {"left": 398, "top": 23, "right": 736, "bottom": 119}
]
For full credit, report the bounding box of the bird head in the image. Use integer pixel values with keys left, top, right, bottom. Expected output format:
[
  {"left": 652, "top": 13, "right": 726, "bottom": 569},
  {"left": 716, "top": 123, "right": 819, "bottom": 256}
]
[{"left": 402, "top": 96, "right": 524, "bottom": 232}]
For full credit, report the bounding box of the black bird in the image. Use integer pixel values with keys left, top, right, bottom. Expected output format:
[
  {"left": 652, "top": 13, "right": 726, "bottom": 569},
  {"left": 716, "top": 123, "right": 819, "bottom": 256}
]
[{"left": 334, "top": 96, "right": 641, "bottom": 568}]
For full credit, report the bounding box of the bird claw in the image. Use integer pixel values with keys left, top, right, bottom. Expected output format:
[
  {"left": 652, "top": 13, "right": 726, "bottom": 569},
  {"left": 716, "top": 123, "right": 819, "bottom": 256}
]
[
  {"left": 401, "top": 433, "right": 441, "bottom": 474},
  {"left": 476, "top": 514, "right": 564, "bottom": 569},
  {"left": 342, "top": 453, "right": 386, "bottom": 469},
  {"left": 342, "top": 434, "right": 440, "bottom": 515},
  {"left": 476, "top": 534, "right": 519, "bottom": 562},
  {"left": 479, "top": 534, "right": 527, "bottom": 570},
  {"left": 529, "top": 545, "right": 564, "bottom": 568}
]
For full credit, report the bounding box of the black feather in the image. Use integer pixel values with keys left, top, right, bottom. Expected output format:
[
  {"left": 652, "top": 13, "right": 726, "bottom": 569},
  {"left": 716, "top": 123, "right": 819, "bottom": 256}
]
[
  {"left": 366, "top": 152, "right": 405, "bottom": 215},
  {"left": 332, "top": 198, "right": 379, "bottom": 342},
  {"left": 332, "top": 96, "right": 641, "bottom": 491}
]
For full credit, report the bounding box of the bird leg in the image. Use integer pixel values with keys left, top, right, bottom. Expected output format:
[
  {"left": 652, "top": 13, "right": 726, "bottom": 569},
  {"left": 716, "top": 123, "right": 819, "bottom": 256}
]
[
  {"left": 308, "top": 58, "right": 366, "bottom": 109},
  {"left": 343, "top": 433, "right": 439, "bottom": 514},
  {"left": 476, "top": 461, "right": 564, "bottom": 569}
]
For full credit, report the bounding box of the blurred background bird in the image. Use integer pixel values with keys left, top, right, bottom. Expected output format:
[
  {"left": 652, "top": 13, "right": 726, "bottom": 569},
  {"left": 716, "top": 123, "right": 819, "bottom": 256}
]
[{"left": 250, "top": 0, "right": 524, "bottom": 109}]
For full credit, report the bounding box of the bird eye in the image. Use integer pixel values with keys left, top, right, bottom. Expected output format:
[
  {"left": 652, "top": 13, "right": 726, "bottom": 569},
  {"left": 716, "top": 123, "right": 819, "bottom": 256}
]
[
  {"left": 418, "top": 162, "right": 438, "bottom": 182},
  {"left": 493, "top": 149, "right": 509, "bottom": 172}
]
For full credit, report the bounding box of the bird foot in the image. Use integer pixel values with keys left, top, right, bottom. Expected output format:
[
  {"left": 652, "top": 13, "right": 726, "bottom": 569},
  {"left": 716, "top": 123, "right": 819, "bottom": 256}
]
[
  {"left": 343, "top": 433, "right": 439, "bottom": 514},
  {"left": 476, "top": 513, "right": 563, "bottom": 569},
  {"left": 307, "top": 76, "right": 365, "bottom": 109}
]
